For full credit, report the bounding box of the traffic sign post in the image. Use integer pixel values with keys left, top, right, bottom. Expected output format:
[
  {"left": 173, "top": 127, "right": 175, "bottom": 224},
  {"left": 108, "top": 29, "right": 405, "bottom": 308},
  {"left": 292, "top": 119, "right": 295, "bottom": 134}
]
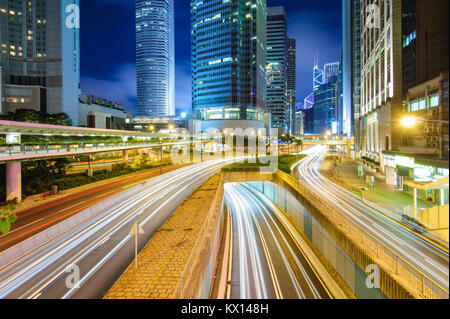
[{"left": 130, "top": 221, "right": 145, "bottom": 269}]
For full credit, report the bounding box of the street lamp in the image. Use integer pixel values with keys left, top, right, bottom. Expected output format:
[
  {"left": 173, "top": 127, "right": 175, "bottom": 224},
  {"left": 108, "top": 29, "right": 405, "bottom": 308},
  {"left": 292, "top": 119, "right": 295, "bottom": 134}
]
[
  {"left": 401, "top": 116, "right": 449, "bottom": 127},
  {"left": 401, "top": 116, "right": 418, "bottom": 127}
]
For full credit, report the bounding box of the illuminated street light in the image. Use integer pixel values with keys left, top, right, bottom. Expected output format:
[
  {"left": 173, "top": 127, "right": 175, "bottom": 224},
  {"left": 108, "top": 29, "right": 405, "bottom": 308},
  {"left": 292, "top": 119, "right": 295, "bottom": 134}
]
[
  {"left": 168, "top": 125, "right": 175, "bottom": 130},
  {"left": 401, "top": 116, "right": 449, "bottom": 127},
  {"left": 401, "top": 116, "right": 417, "bottom": 127}
]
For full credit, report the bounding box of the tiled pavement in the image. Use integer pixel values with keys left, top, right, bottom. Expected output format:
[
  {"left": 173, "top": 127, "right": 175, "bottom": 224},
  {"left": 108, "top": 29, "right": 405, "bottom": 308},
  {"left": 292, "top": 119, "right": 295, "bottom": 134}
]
[{"left": 104, "top": 174, "right": 220, "bottom": 299}]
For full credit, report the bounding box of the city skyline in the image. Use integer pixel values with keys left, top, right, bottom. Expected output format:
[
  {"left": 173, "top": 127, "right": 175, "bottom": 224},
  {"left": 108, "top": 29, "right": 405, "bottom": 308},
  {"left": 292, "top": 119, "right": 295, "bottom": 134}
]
[
  {"left": 0, "top": 0, "right": 448, "bottom": 303},
  {"left": 79, "top": 0, "right": 342, "bottom": 116}
]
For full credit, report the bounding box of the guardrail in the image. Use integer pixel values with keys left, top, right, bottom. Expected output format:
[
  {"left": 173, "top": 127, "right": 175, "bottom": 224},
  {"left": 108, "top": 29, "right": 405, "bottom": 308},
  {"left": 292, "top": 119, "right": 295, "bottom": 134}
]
[
  {"left": 277, "top": 170, "right": 449, "bottom": 299},
  {"left": 0, "top": 140, "right": 222, "bottom": 159}
]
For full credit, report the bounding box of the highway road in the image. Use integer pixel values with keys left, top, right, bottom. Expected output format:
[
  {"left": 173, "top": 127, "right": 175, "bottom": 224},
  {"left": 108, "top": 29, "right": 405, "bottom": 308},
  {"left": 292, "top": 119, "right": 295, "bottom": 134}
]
[
  {"left": 224, "top": 182, "right": 330, "bottom": 299},
  {"left": 0, "top": 164, "right": 183, "bottom": 252},
  {"left": 294, "top": 145, "right": 449, "bottom": 296},
  {"left": 0, "top": 157, "right": 239, "bottom": 299}
]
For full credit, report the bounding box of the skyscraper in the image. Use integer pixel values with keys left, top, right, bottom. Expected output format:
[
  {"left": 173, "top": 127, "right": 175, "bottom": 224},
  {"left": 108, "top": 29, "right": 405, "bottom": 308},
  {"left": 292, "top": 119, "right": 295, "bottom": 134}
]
[
  {"left": 136, "top": 0, "right": 175, "bottom": 117},
  {"left": 0, "top": 0, "right": 80, "bottom": 124},
  {"left": 342, "top": 0, "right": 361, "bottom": 140},
  {"left": 191, "top": 0, "right": 267, "bottom": 132},
  {"left": 323, "top": 62, "right": 340, "bottom": 83},
  {"left": 313, "top": 81, "right": 337, "bottom": 135},
  {"left": 287, "top": 37, "right": 296, "bottom": 134},
  {"left": 313, "top": 58, "right": 323, "bottom": 91},
  {"left": 267, "top": 6, "right": 288, "bottom": 134}
]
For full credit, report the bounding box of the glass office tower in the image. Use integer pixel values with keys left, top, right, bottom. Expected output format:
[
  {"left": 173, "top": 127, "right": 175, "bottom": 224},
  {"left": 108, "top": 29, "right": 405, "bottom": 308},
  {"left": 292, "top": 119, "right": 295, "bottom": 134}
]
[
  {"left": 136, "top": 0, "right": 175, "bottom": 117},
  {"left": 342, "top": 0, "right": 361, "bottom": 140},
  {"left": 191, "top": 0, "right": 267, "bottom": 131},
  {"left": 313, "top": 82, "right": 337, "bottom": 134},
  {"left": 267, "top": 6, "right": 288, "bottom": 134},
  {"left": 287, "top": 37, "right": 296, "bottom": 134},
  {"left": 0, "top": 0, "right": 80, "bottom": 124}
]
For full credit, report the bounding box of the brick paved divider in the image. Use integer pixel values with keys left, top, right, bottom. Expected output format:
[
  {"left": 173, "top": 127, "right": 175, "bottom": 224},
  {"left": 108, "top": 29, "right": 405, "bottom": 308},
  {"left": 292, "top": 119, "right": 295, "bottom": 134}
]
[
  {"left": 0, "top": 169, "right": 181, "bottom": 270},
  {"left": 178, "top": 174, "right": 226, "bottom": 299}
]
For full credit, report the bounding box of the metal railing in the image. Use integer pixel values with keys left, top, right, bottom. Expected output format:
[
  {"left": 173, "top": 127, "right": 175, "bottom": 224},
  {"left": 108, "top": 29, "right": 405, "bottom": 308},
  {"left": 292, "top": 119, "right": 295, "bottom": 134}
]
[
  {"left": 277, "top": 170, "right": 449, "bottom": 299},
  {"left": 0, "top": 140, "right": 214, "bottom": 158}
]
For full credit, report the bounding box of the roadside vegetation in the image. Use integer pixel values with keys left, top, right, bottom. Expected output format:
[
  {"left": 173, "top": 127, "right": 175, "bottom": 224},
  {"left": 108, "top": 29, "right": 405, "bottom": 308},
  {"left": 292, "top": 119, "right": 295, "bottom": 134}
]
[
  {"left": 222, "top": 154, "right": 306, "bottom": 174},
  {"left": 0, "top": 155, "right": 172, "bottom": 203}
]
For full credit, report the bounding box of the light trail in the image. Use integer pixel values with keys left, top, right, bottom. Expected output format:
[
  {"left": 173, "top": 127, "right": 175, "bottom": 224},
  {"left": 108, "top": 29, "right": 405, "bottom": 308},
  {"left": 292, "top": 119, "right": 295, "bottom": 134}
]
[
  {"left": 294, "top": 145, "right": 449, "bottom": 293},
  {"left": 0, "top": 157, "right": 241, "bottom": 299},
  {"left": 224, "top": 182, "right": 330, "bottom": 299}
]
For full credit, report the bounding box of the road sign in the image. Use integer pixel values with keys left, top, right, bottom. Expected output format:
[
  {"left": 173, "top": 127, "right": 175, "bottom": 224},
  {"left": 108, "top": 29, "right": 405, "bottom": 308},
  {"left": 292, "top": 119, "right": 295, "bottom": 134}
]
[
  {"left": 129, "top": 221, "right": 145, "bottom": 236},
  {"left": 130, "top": 221, "right": 144, "bottom": 269},
  {"left": 358, "top": 165, "right": 364, "bottom": 177}
]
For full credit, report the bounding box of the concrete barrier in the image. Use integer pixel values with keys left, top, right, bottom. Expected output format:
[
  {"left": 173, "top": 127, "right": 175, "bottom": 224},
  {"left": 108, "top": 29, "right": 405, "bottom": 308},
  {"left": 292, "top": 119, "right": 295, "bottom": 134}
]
[{"left": 216, "top": 170, "right": 424, "bottom": 299}]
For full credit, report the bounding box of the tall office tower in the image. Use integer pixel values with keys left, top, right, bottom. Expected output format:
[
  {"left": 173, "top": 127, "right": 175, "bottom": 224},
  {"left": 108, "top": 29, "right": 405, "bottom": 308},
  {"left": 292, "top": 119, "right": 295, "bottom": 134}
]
[
  {"left": 266, "top": 6, "right": 288, "bottom": 134},
  {"left": 313, "top": 81, "right": 337, "bottom": 135},
  {"left": 342, "top": 0, "right": 361, "bottom": 141},
  {"left": 191, "top": 0, "right": 267, "bottom": 132},
  {"left": 335, "top": 54, "right": 344, "bottom": 134},
  {"left": 287, "top": 37, "right": 296, "bottom": 134},
  {"left": 323, "top": 62, "right": 340, "bottom": 83},
  {"left": 359, "top": 0, "right": 403, "bottom": 173},
  {"left": 304, "top": 92, "right": 314, "bottom": 109},
  {"left": 136, "top": 0, "right": 175, "bottom": 117},
  {"left": 313, "top": 57, "right": 323, "bottom": 91},
  {"left": 0, "top": 0, "right": 80, "bottom": 124}
]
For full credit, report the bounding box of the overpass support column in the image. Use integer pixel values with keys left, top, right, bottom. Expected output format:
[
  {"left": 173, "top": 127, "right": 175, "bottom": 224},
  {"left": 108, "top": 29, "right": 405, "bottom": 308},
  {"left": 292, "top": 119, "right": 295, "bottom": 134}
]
[
  {"left": 6, "top": 162, "right": 21, "bottom": 203},
  {"left": 413, "top": 188, "right": 418, "bottom": 220},
  {"left": 122, "top": 150, "right": 129, "bottom": 164}
]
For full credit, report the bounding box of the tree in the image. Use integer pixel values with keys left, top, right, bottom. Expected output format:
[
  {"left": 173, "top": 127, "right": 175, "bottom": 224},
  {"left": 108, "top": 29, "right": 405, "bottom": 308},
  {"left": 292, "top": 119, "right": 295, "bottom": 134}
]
[
  {"left": 295, "top": 139, "right": 304, "bottom": 153},
  {"left": 138, "top": 152, "right": 150, "bottom": 168},
  {"left": 0, "top": 200, "right": 18, "bottom": 235},
  {"left": 0, "top": 109, "right": 71, "bottom": 126}
]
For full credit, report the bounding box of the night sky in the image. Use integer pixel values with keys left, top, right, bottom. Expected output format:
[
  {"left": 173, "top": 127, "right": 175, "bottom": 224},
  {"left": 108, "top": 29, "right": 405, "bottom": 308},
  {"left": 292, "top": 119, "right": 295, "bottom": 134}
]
[{"left": 80, "top": 0, "right": 342, "bottom": 116}]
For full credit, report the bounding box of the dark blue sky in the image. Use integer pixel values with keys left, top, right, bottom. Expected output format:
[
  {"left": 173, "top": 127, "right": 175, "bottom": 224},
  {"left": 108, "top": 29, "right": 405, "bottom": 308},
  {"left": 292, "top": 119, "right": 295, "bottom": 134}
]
[{"left": 80, "top": 0, "right": 342, "bottom": 115}]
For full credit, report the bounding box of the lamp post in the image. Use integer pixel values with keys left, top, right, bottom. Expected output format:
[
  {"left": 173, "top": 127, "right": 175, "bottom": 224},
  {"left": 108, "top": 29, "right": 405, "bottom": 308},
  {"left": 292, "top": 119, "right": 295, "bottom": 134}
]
[{"left": 401, "top": 116, "right": 449, "bottom": 127}]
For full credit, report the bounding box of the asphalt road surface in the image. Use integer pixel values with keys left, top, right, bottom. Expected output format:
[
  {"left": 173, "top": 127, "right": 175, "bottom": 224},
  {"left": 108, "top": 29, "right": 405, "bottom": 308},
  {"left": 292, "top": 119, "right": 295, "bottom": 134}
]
[
  {"left": 224, "top": 182, "right": 330, "bottom": 299},
  {"left": 0, "top": 164, "right": 182, "bottom": 252},
  {"left": 0, "top": 157, "right": 240, "bottom": 299}
]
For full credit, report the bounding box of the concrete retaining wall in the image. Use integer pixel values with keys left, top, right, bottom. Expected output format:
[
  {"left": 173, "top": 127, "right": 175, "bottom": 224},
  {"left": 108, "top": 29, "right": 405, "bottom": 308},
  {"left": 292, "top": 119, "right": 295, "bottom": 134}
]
[{"left": 217, "top": 170, "right": 417, "bottom": 299}]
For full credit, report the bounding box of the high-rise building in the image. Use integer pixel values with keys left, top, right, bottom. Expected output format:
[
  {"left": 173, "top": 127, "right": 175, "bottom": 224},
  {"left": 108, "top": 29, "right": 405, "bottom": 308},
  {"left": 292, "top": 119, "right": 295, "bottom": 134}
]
[
  {"left": 136, "top": 0, "right": 175, "bottom": 117},
  {"left": 358, "top": 0, "right": 449, "bottom": 179},
  {"left": 313, "top": 81, "right": 337, "bottom": 134},
  {"left": 293, "top": 110, "right": 304, "bottom": 136},
  {"left": 304, "top": 92, "right": 314, "bottom": 109},
  {"left": 287, "top": 37, "right": 296, "bottom": 134},
  {"left": 267, "top": 6, "right": 288, "bottom": 134},
  {"left": 191, "top": 0, "right": 267, "bottom": 132},
  {"left": 313, "top": 57, "right": 323, "bottom": 91},
  {"left": 0, "top": 0, "right": 80, "bottom": 124},
  {"left": 323, "top": 62, "right": 340, "bottom": 83},
  {"left": 359, "top": 0, "right": 403, "bottom": 173},
  {"left": 342, "top": 0, "right": 361, "bottom": 140},
  {"left": 303, "top": 105, "right": 314, "bottom": 134}
]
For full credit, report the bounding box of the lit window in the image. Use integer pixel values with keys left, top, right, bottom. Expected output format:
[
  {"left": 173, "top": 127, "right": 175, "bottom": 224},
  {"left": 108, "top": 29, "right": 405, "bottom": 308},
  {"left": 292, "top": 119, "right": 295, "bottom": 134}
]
[{"left": 429, "top": 94, "right": 439, "bottom": 108}]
